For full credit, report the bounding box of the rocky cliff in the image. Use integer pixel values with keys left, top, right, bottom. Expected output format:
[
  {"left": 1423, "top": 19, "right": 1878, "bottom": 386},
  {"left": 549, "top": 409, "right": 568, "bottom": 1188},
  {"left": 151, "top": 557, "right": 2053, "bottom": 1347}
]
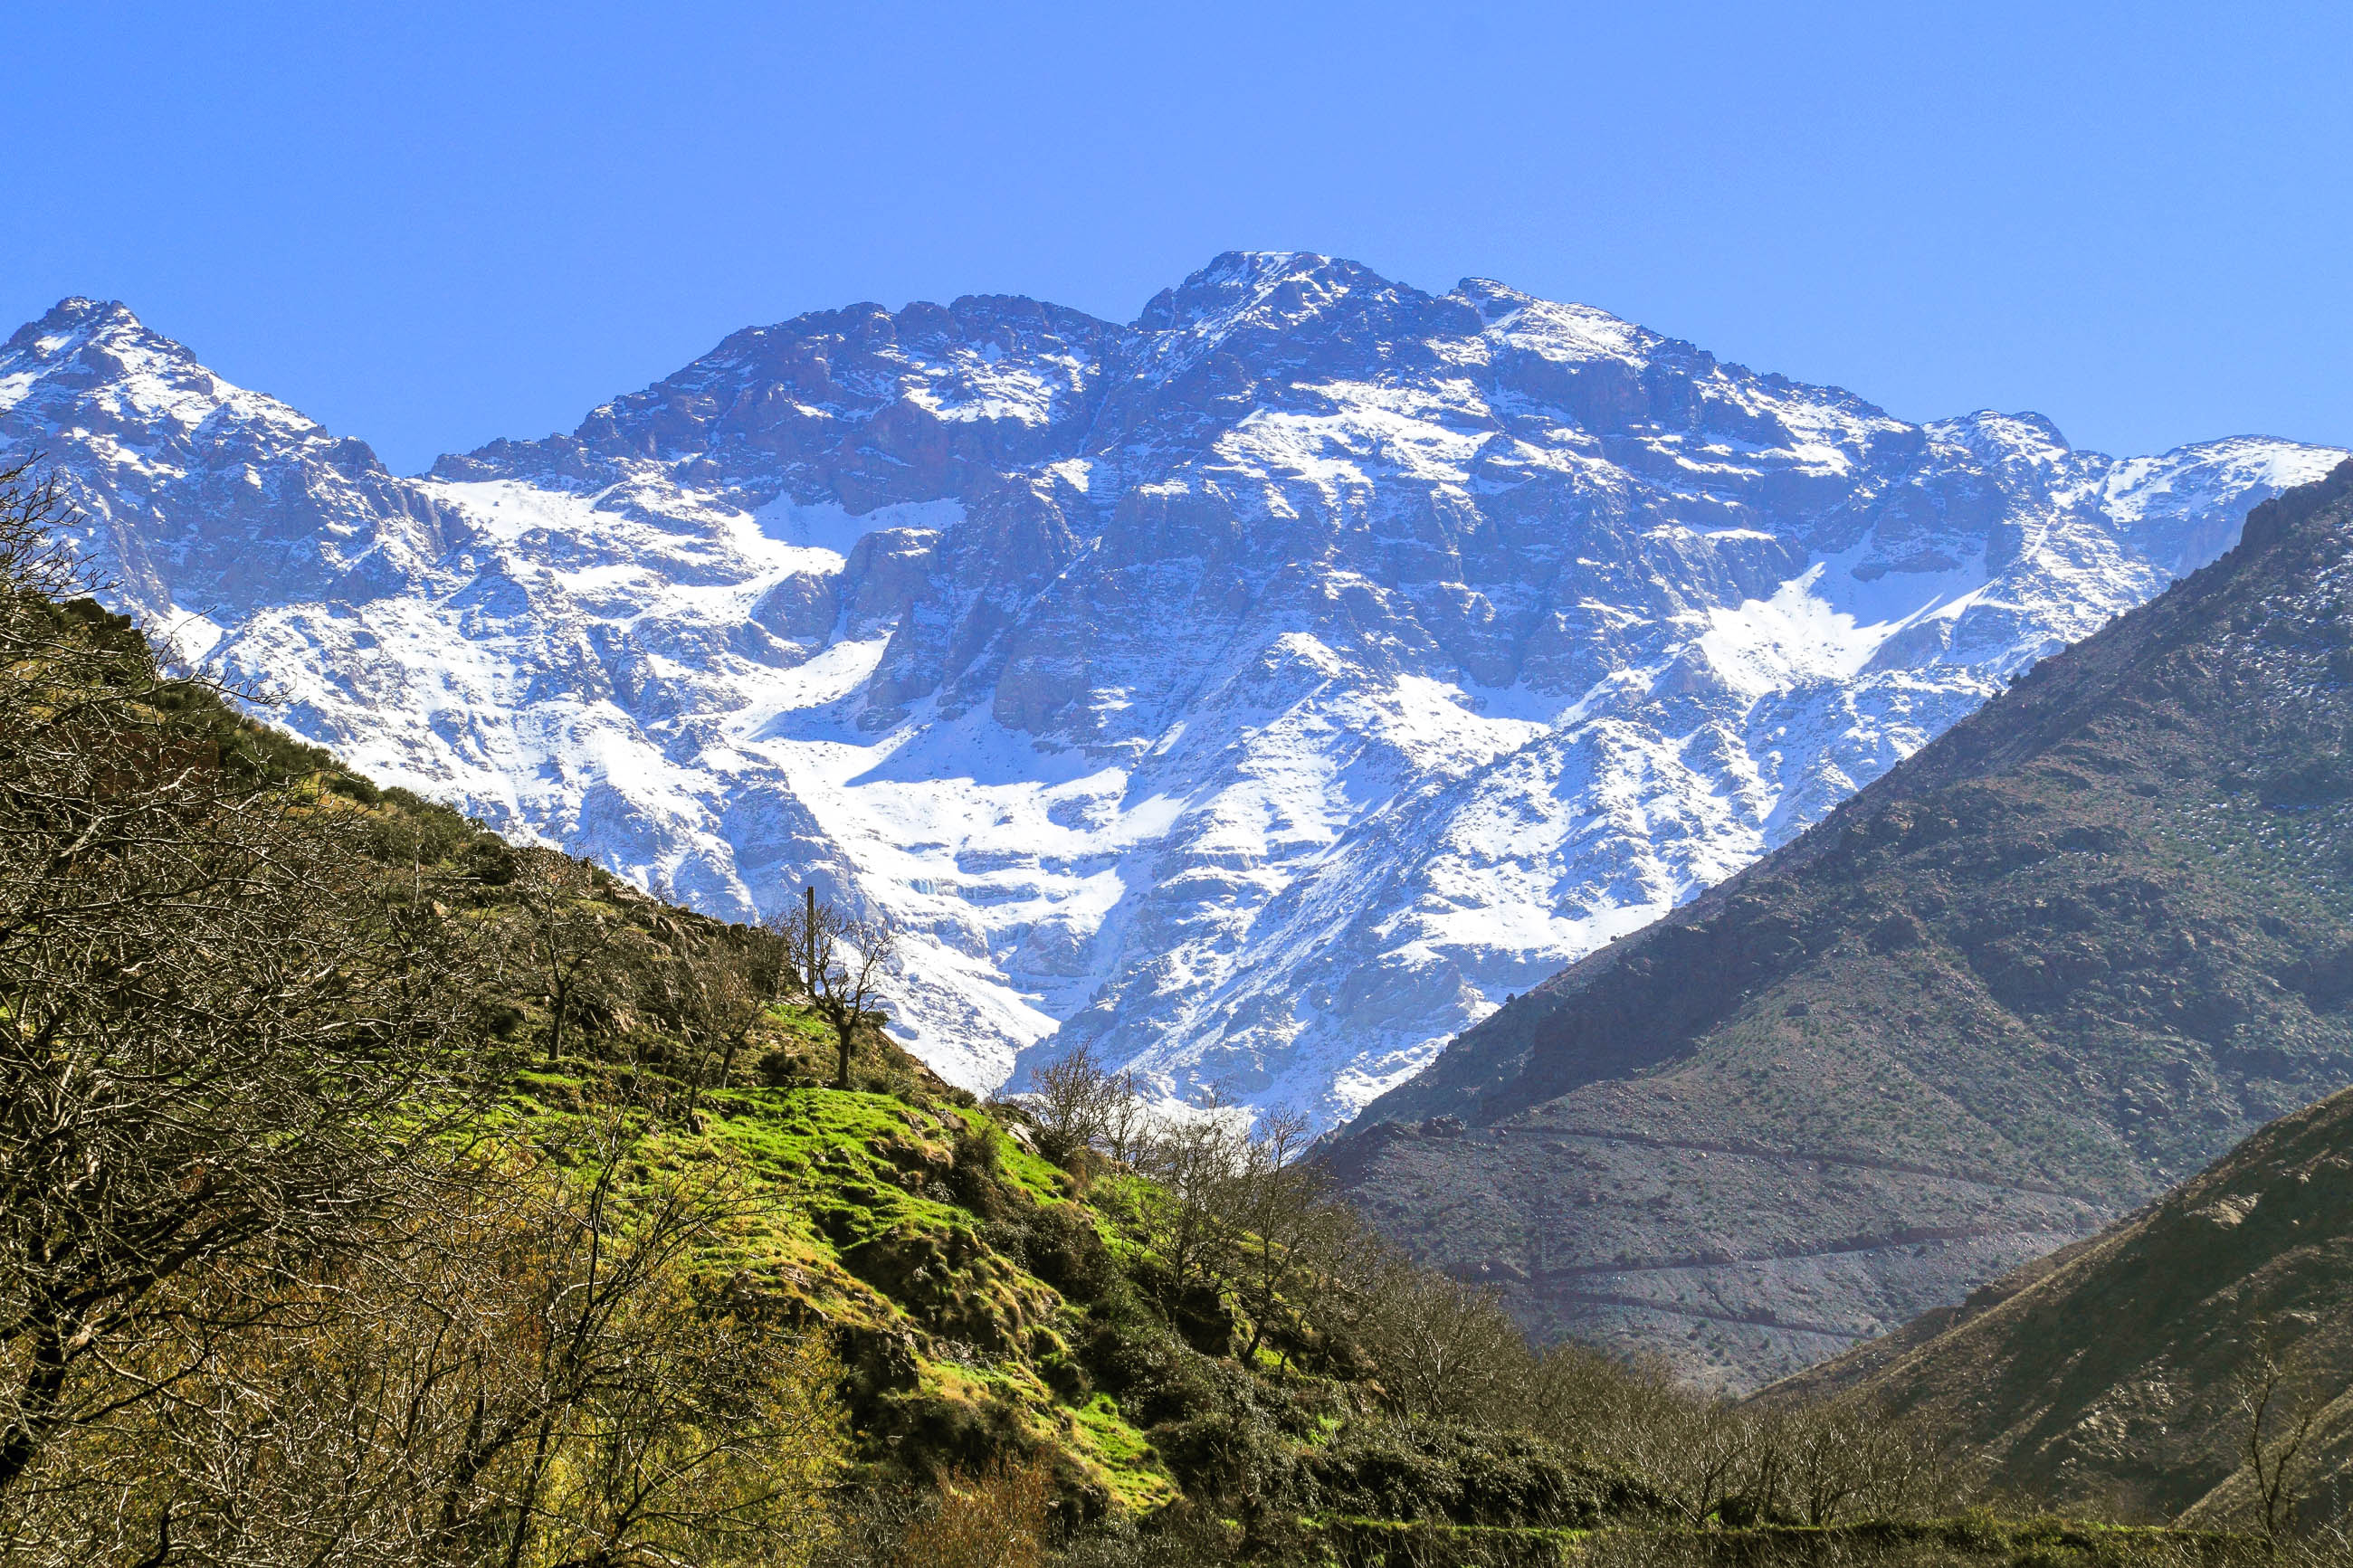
[{"left": 1, "top": 254, "right": 2337, "bottom": 1125}]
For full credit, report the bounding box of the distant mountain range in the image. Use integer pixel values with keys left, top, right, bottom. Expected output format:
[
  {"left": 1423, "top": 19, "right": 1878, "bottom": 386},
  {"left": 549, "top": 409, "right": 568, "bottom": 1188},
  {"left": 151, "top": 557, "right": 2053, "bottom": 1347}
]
[
  {"left": 1, "top": 253, "right": 2339, "bottom": 1130},
  {"left": 1331, "top": 464, "right": 2353, "bottom": 1390}
]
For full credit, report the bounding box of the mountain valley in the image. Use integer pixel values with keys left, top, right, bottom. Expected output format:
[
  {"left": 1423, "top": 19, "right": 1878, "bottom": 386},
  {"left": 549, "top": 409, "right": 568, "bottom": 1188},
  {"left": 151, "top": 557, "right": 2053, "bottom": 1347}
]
[{"left": 1768, "top": 1080, "right": 2353, "bottom": 1525}]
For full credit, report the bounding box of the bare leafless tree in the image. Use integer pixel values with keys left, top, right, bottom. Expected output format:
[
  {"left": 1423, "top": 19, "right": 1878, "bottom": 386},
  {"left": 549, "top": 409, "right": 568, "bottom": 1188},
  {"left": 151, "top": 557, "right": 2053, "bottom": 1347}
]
[
  {"left": 0, "top": 1126, "right": 846, "bottom": 1567},
  {"left": 1131, "top": 1118, "right": 1247, "bottom": 1313},
  {"left": 2242, "top": 1346, "right": 2325, "bottom": 1547},
  {"left": 1028, "top": 1041, "right": 1124, "bottom": 1166},
  {"left": 1222, "top": 1108, "right": 1332, "bottom": 1363},
  {"left": 1355, "top": 1259, "right": 1529, "bottom": 1422},
  {"left": 766, "top": 887, "right": 895, "bottom": 1090},
  {"left": 1099, "top": 1070, "right": 1152, "bottom": 1167},
  {"left": 510, "top": 849, "right": 616, "bottom": 1068},
  {"left": 0, "top": 463, "right": 486, "bottom": 1503},
  {"left": 652, "top": 923, "right": 793, "bottom": 1107}
]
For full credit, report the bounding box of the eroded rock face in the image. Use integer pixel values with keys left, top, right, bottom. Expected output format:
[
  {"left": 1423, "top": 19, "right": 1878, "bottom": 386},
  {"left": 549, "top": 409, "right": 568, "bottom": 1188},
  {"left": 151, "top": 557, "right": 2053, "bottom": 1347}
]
[{"left": 3, "top": 258, "right": 2340, "bottom": 1115}]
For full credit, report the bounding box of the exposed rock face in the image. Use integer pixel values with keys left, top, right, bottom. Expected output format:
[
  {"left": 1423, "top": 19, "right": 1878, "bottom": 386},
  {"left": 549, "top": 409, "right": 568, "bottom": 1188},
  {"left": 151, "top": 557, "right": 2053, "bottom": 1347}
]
[
  {"left": 1331, "top": 466, "right": 2353, "bottom": 1390},
  {"left": 0, "top": 258, "right": 2339, "bottom": 1122}
]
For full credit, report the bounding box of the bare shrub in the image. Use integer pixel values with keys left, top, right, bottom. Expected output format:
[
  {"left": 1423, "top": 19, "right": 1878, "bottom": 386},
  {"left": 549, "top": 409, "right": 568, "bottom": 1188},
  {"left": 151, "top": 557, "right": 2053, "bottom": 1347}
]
[
  {"left": 1027, "top": 1042, "right": 1125, "bottom": 1167},
  {"left": 0, "top": 463, "right": 486, "bottom": 1500},
  {"left": 2241, "top": 1347, "right": 2327, "bottom": 1546},
  {"left": 1354, "top": 1259, "right": 1530, "bottom": 1422},
  {"left": 0, "top": 1125, "right": 847, "bottom": 1566},
  {"left": 511, "top": 848, "right": 619, "bottom": 1067},
  {"left": 894, "top": 1458, "right": 1056, "bottom": 1568},
  {"left": 767, "top": 887, "right": 896, "bottom": 1089}
]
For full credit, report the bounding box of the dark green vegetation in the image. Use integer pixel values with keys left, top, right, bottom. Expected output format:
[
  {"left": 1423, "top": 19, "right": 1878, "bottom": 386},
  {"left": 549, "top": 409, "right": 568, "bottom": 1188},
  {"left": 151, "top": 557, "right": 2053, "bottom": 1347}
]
[
  {"left": 1768, "top": 1082, "right": 2353, "bottom": 1530},
  {"left": 1333, "top": 462, "right": 2353, "bottom": 1390}
]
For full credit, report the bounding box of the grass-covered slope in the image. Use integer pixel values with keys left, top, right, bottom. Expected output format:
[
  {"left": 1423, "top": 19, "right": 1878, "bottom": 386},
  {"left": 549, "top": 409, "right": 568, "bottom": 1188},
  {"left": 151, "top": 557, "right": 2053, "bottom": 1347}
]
[
  {"left": 1330, "top": 461, "right": 2353, "bottom": 1390},
  {"left": 57, "top": 609, "right": 1668, "bottom": 1549},
  {"left": 1766, "top": 1085, "right": 2353, "bottom": 1529}
]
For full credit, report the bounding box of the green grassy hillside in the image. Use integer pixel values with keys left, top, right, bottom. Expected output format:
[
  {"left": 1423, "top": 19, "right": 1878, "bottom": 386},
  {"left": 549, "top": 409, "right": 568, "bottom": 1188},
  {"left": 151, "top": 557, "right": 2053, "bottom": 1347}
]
[{"left": 209, "top": 761, "right": 1696, "bottom": 1557}]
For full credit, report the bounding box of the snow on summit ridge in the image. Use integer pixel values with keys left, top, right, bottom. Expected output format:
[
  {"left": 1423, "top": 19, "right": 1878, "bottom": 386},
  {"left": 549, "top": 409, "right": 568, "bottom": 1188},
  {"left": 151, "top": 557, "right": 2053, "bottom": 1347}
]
[{"left": 2, "top": 261, "right": 2341, "bottom": 1121}]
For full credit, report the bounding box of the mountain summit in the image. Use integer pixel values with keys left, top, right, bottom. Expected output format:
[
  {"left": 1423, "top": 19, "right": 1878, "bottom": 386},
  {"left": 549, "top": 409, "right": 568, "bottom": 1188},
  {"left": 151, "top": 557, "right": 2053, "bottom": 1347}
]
[{"left": 0, "top": 258, "right": 2339, "bottom": 1121}]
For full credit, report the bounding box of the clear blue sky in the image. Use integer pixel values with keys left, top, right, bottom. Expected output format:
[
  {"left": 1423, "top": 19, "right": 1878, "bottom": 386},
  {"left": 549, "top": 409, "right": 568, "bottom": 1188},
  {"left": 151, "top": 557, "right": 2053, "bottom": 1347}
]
[{"left": 6, "top": 2, "right": 2349, "bottom": 475}]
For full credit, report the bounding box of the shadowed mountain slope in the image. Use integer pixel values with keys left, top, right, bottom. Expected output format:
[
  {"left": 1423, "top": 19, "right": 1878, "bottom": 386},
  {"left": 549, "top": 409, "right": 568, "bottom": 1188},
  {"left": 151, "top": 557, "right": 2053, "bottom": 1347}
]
[
  {"left": 1766, "top": 1084, "right": 2353, "bottom": 1527},
  {"left": 1329, "top": 462, "right": 2353, "bottom": 1390}
]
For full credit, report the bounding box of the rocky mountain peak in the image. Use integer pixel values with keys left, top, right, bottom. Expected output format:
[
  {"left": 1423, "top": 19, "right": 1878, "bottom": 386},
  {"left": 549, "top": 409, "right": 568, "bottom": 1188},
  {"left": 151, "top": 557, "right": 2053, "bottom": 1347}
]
[
  {"left": 9, "top": 294, "right": 145, "bottom": 347},
  {"left": 1, "top": 300, "right": 445, "bottom": 625},
  {"left": 1135, "top": 249, "right": 1391, "bottom": 327},
  {"left": 4, "top": 258, "right": 2342, "bottom": 1136},
  {"left": 3, "top": 296, "right": 252, "bottom": 432}
]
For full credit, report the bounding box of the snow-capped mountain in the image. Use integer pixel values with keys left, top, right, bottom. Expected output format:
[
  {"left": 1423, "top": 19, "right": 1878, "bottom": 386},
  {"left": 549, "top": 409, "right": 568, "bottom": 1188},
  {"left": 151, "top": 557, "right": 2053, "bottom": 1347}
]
[{"left": 2, "top": 254, "right": 2339, "bottom": 1121}]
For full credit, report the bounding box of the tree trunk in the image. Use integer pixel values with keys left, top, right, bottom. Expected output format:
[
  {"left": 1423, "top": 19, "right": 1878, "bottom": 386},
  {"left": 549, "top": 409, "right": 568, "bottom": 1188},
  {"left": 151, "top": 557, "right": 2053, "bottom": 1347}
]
[
  {"left": 0, "top": 1326, "right": 70, "bottom": 1496},
  {"left": 547, "top": 973, "right": 565, "bottom": 1067},
  {"left": 804, "top": 887, "right": 817, "bottom": 999}
]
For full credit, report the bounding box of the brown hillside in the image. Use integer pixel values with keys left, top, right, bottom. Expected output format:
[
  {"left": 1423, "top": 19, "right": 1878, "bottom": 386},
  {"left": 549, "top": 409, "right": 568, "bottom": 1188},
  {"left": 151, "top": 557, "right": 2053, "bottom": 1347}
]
[
  {"left": 1766, "top": 1085, "right": 2353, "bottom": 1526},
  {"left": 1330, "top": 461, "right": 2353, "bottom": 1389}
]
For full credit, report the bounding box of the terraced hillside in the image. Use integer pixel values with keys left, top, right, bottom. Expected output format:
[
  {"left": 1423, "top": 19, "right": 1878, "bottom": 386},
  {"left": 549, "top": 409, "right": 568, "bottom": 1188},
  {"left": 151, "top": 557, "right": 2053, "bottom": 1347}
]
[{"left": 1331, "top": 461, "right": 2353, "bottom": 1390}]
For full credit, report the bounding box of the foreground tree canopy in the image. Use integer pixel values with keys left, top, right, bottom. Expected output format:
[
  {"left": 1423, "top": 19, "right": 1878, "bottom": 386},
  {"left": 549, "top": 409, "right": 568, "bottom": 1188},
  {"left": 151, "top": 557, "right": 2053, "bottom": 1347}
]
[{"left": 0, "top": 465, "right": 848, "bottom": 1566}]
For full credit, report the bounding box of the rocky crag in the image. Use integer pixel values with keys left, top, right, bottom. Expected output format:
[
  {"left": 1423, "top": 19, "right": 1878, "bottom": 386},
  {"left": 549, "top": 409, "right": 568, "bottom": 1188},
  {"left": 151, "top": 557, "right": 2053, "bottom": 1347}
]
[
  {"left": 1, "top": 254, "right": 2337, "bottom": 1123},
  {"left": 1331, "top": 465, "right": 2353, "bottom": 1389}
]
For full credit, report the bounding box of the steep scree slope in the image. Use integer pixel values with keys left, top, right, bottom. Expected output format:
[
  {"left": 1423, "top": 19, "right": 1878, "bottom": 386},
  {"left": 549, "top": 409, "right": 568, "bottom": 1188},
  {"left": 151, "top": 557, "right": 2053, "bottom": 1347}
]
[
  {"left": 1, "top": 254, "right": 2339, "bottom": 1119},
  {"left": 1331, "top": 464, "right": 2353, "bottom": 1389},
  {"left": 1765, "top": 1083, "right": 2353, "bottom": 1527}
]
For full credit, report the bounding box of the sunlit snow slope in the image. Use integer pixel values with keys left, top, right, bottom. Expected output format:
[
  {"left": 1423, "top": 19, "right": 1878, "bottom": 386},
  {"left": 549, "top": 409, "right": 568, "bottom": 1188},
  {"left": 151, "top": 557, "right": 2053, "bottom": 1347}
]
[{"left": 3, "top": 254, "right": 2339, "bottom": 1118}]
